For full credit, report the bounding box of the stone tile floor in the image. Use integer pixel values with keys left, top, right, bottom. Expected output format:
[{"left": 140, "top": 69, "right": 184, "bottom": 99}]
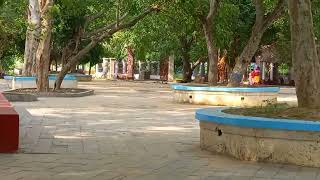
[{"left": 0, "top": 80, "right": 318, "bottom": 180}]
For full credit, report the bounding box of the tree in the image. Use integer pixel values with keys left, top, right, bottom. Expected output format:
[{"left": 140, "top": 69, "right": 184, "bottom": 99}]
[
  {"left": 79, "top": 44, "right": 107, "bottom": 75},
  {"left": 228, "top": 0, "right": 286, "bottom": 87},
  {"left": 35, "top": 0, "right": 54, "bottom": 92},
  {"left": 288, "top": 0, "right": 320, "bottom": 108},
  {"left": 154, "top": 3, "right": 206, "bottom": 82},
  {"left": 23, "top": 0, "right": 40, "bottom": 76},
  {"left": 98, "top": 2, "right": 207, "bottom": 83},
  {"left": 200, "top": 0, "right": 220, "bottom": 86},
  {"left": 53, "top": 1, "right": 160, "bottom": 90},
  {"left": 0, "top": 0, "right": 26, "bottom": 74}
]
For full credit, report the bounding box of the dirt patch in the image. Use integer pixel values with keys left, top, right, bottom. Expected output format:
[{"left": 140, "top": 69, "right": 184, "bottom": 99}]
[{"left": 223, "top": 104, "right": 320, "bottom": 121}]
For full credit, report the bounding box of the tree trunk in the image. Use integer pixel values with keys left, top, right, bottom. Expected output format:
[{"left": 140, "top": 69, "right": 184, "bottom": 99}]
[
  {"left": 89, "top": 61, "right": 92, "bottom": 75},
  {"left": 55, "top": 59, "right": 58, "bottom": 71},
  {"left": 201, "top": 0, "right": 220, "bottom": 86},
  {"left": 36, "top": 0, "right": 53, "bottom": 92},
  {"left": 23, "top": 0, "right": 41, "bottom": 76},
  {"left": 54, "top": 41, "right": 98, "bottom": 90},
  {"left": 203, "top": 21, "right": 218, "bottom": 86},
  {"left": 228, "top": 0, "right": 285, "bottom": 87},
  {"left": 228, "top": 24, "right": 264, "bottom": 86},
  {"left": 180, "top": 36, "right": 193, "bottom": 83},
  {"left": 288, "top": 0, "right": 320, "bottom": 108},
  {"left": 182, "top": 59, "right": 192, "bottom": 83},
  {"left": 70, "top": 64, "right": 77, "bottom": 73}
]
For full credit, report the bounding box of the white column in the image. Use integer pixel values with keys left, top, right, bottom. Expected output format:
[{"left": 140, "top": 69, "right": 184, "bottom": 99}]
[
  {"left": 157, "top": 62, "right": 160, "bottom": 75},
  {"left": 108, "top": 59, "right": 116, "bottom": 80},
  {"left": 270, "top": 63, "right": 274, "bottom": 81},
  {"left": 138, "top": 60, "right": 142, "bottom": 80},
  {"left": 102, "top": 58, "right": 109, "bottom": 78},
  {"left": 122, "top": 60, "right": 126, "bottom": 74},
  {"left": 114, "top": 61, "right": 118, "bottom": 79},
  {"left": 262, "top": 61, "right": 266, "bottom": 81}
]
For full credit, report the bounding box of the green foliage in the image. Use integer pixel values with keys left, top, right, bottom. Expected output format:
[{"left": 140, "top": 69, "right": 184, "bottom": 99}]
[
  {"left": 313, "top": 0, "right": 320, "bottom": 43},
  {"left": 80, "top": 44, "right": 107, "bottom": 66},
  {"left": 0, "top": 0, "right": 26, "bottom": 72},
  {"left": 1, "top": 54, "right": 22, "bottom": 72},
  {"left": 3, "top": 0, "right": 320, "bottom": 75},
  {"left": 278, "top": 63, "right": 289, "bottom": 75}
]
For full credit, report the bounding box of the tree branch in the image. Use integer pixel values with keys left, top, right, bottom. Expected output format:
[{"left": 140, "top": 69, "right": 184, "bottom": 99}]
[
  {"left": 206, "top": 0, "right": 220, "bottom": 22},
  {"left": 263, "top": 0, "right": 286, "bottom": 27},
  {"left": 84, "top": 12, "right": 129, "bottom": 39},
  {"left": 110, "top": 6, "right": 160, "bottom": 33},
  {"left": 85, "top": 12, "right": 104, "bottom": 24},
  {"left": 65, "top": 5, "right": 160, "bottom": 71},
  {"left": 40, "top": 0, "right": 53, "bottom": 16},
  {"left": 191, "top": 56, "right": 207, "bottom": 71},
  {"left": 253, "top": 0, "right": 265, "bottom": 24}
]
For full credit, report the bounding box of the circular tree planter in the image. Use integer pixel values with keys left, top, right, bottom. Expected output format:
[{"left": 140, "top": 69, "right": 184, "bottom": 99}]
[
  {"left": 196, "top": 108, "right": 320, "bottom": 167},
  {"left": 5, "top": 88, "right": 94, "bottom": 98},
  {"left": 171, "top": 84, "right": 280, "bottom": 107},
  {"left": 2, "top": 92, "right": 38, "bottom": 102}
]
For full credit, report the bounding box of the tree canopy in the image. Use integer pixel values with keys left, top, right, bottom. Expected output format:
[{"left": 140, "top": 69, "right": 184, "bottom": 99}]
[{"left": 1, "top": 0, "right": 320, "bottom": 107}]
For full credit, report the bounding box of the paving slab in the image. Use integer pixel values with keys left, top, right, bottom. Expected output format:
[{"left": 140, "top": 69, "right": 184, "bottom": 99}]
[{"left": 0, "top": 80, "right": 316, "bottom": 180}]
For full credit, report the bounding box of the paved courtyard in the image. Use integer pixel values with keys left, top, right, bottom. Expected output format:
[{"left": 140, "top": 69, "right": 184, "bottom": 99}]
[{"left": 0, "top": 80, "right": 319, "bottom": 180}]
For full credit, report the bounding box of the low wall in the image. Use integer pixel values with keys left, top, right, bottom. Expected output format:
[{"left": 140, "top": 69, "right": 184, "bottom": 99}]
[
  {"left": 171, "top": 85, "right": 279, "bottom": 107},
  {"left": 4, "top": 75, "right": 78, "bottom": 89},
  {"left": 70, "top": 74, "right": 92, "bottom": 82},
  {"left": 196, "top": 108, "right": 320, "bottom": 167}
]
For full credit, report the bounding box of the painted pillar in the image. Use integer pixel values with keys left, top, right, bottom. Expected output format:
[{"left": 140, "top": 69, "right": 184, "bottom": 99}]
[
  {"left": 168, "top": 55, "right": 175, "bottom": 82},
  {"left": 138, "top": 60, "right": 145, "bottom": 80},
  {"left": 102, "top": 58, "right": 109, "bottom": 78},
  {"left": 127, "top": 47, "right": 134, "bottom": 80},
  {"left": 157, "top": 62, "right": 160, "bottom": 76},
  {"left": 95, "top": 64, "right": 99, "bottom": 74},
  {"left": 122, "top": 60, "right": 126, "bottom": 74},
  {"left": 114, "top": 61, "right": 118, "bottom": 79},
  {"left": 262, "top": 61, "right": 266, "bottom": 81},
  {"left": 108, "top": 59, "right": 116, "bottom": 80},
  {"left": 270, "top": 63, "right": 274, "bottom": 81}
]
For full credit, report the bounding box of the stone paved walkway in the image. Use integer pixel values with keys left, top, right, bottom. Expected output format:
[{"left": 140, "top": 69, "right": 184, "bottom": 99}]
[{"left": 0, "top": 80, "right": 318, "bottom": 180}]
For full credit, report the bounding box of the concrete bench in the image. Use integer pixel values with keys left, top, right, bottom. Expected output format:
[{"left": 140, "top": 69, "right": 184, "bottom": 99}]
[{"left": 0, "top": 92, "right": 19, "bottom": 153}]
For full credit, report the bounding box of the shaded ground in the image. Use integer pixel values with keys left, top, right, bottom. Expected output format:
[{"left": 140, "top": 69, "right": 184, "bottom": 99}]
[
  {"left": 0, "top": 80, "right": 318, "bottom": 180},
  {"left": 224, "top": 104, "right": 320, "bottom": 121}
]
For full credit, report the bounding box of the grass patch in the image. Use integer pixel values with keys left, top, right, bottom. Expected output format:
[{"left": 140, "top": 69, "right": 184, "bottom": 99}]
[{"left": 223, "top": 104, "right": 320, "bottom": 121}]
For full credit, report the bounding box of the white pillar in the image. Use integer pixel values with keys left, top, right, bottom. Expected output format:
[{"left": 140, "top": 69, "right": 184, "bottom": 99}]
[
  {"left": 168, "top": 55, "right": 175, "bottom": 82},
  {"left": 103, "top": 58, "right": 109, "bottom": 78},
  {"left": 262, "top": 61, "right": 266, "bottom": 81},
  {"left": 157, "top": 62, "right": 160, "bottom": 75},
  {"left": 270, "top": 63, "right": 274, "bottom": 81},
  {"left": 108, "top": 59, "right": 116, "bottom": 80},
  {"left": 138, "top": 60, "right": 142, "bottom": 80},
  {"left": 115, "top": 61, "right": 119, "bottom": 79},
  {"left": 122, "top": 60, "right": 126, "bottom": 74}
]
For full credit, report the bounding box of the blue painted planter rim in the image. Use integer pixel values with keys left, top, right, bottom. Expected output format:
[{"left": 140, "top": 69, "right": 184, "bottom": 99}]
[
  {"left": 171, "top": 84, "right": 280, "bottom": 93},
  {"left": 4, "top": 75, "right": 76, "bottom": 81},
  {"left": 196, "top": 108, "right": 320, "bottom": 132}
]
